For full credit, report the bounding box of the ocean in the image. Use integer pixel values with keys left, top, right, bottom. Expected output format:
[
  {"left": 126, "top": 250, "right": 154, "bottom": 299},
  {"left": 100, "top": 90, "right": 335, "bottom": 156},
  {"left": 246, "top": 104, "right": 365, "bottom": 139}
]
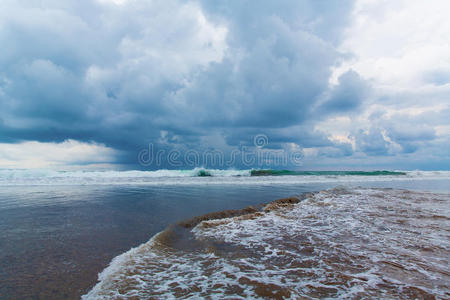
[{"left": 0, "top": 169, "right": 448, "bottom": 299}]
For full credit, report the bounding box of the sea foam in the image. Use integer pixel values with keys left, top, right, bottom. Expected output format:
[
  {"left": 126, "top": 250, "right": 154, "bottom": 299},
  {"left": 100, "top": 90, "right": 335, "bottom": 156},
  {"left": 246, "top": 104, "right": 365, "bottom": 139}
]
[
  {"left": 0, "top": 168, "right": 449, "bottom": 186},
  {"left": 83, "top": 188, "right": 450, "bottom": 299}
]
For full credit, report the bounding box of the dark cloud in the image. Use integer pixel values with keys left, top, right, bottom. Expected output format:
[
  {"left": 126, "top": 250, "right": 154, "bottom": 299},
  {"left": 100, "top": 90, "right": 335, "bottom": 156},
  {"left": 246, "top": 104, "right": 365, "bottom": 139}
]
[
  {"left": 354, "top": 128, "right": 391, "bottom": 156},
  {"left": 11, "top": 0, "right": 448, "bottom": 169},
  {"left": 198, "top": 0, "right": 355, "bottom": 46},
  {"left": 317, "top": 142, "right": 353, "bottom": 158},
  {"left": 317, "top": 70, "right": 370, "bottom": 114}
]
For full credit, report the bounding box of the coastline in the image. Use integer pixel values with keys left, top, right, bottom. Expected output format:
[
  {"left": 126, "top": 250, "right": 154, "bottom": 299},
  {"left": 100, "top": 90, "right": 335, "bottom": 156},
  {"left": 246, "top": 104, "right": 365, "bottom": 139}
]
[
  {"left": 84, "top": 187, "right": 450, "bottom": 299},
  {"left": 1, "top": 174, "right": 449, "bottom": 299}
]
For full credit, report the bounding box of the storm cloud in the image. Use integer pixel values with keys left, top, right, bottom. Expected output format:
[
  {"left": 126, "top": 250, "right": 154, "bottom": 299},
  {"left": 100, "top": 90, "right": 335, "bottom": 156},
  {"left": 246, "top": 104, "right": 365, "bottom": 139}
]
[{"left": 0, "top": 0, "right": 449, "bottom": 169}]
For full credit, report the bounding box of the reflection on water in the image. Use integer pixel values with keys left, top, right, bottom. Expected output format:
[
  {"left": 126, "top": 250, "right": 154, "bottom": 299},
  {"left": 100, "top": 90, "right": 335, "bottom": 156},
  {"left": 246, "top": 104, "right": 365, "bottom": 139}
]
[{"left": 0, "top": 184, "right": 326, "bottom": 299}]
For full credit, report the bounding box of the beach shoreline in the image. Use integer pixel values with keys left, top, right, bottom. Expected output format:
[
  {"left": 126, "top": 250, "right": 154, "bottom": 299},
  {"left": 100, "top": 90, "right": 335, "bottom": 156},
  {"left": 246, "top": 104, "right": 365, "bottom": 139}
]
[
  {"left": 84, "top": 187, "right": 450, "bottom": 299},
  {"left": 1, "top": 173, "right": 449, "bottom": 299}
]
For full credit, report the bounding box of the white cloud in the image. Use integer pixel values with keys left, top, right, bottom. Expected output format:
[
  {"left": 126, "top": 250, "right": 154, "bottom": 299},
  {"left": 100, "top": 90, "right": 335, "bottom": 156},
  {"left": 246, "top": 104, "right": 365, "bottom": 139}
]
[
  {"left": 98, "top": 0, "right": 127, "bottom": 4},
  {"left": 315, "top": 0, "right": 450, "bottom": 168},
  {"left": 0, "top": 140, "right": 118, "bottom": 169},
  {"left": 85, "top": 0, "right": 228, "bottom": 88},
  {"left": 332, "top": 0, "right": 450, "bottom": 91}
]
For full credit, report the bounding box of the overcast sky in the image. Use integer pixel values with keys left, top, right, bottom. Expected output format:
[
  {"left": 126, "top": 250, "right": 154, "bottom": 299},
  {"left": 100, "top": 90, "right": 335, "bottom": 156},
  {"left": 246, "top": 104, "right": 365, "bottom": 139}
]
[{"left": 0, "top": 0, "right": 449, "bottom": 170}]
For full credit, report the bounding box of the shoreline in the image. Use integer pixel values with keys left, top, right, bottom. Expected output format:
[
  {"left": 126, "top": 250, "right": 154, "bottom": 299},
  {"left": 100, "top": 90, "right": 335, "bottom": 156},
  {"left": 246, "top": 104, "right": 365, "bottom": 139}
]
[
  {"left": 84, "top": 187, "right": 450, "bottom": 299},
  {"left": 1, "top": 183, "right": 448, "bottom": 299}
]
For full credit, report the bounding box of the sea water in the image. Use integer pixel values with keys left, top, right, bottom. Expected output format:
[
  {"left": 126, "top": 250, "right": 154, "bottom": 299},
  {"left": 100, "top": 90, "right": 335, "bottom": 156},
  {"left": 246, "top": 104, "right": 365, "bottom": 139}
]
[{"left": 0, "top": 170, "right": 448, "bottom": 299}]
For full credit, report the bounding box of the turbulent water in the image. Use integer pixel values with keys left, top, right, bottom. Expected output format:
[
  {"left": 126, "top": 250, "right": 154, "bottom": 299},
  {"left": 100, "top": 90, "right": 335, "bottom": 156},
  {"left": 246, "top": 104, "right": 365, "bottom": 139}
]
[
  {"left": 0, "top": 168, "right": 448, "bottom": 185},
  {"left": 1, "top": 169, "right": 448, "bottom": 299},
  {"left": 83, "top": 187, "right": 450, "bottom": 299}
]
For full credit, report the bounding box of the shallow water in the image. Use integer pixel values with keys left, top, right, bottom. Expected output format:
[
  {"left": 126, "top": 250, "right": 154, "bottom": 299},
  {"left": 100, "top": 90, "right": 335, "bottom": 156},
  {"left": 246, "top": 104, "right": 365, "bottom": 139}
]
[
  {"left": 84, "top": 188, "right": 450, "bottom": 299},
  {"left": 0, "top": 174, "right": 449, "bottom": 299},
  {"left": 0, "top": 183, "right": 328, "bottom": 299}
]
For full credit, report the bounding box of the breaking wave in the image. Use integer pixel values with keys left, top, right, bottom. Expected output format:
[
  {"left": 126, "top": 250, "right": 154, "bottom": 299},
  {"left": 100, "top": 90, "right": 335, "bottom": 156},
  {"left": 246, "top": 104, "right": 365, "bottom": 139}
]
[
  {"left": 0, "top": 167, "right": 250, "bottom": 179},
  {"left": 250, "top": 170, "right": 407, "bottom": 176},
  {"left": 0, "top": 168, "right": 448, "bottom": 185},
  {"left": 83, "top": 188, "right": 450, "bottom": 299}
]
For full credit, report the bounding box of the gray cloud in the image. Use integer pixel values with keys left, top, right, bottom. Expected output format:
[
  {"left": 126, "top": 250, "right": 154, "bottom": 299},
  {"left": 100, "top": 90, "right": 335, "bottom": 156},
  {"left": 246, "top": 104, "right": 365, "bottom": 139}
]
[
  {"left": 317, "top": 70, "right": 370, "bottom": 114},
  {"left": 0, "top": 0, "right": 447, "bottom": 169},
  {"left": 354, "top": 128, "right": 391, "bottom": 156}
]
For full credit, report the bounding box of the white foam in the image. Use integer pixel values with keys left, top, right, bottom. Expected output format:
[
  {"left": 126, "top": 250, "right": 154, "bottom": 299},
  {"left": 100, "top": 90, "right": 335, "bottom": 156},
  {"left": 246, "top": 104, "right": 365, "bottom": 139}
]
[
  {"left": 83, "top": 188, "right": 450, "bottom": 299},
  {"left": 0, "top": 169, "right": 449, "bottom": 186}
]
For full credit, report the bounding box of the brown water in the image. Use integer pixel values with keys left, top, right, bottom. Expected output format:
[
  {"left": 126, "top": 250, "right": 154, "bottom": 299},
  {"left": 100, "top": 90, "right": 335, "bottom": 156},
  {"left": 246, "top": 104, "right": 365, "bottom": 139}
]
[
  {"left": 84, "top": 188, "right": 450, "bottom": 299},
  {"left": 1, "top": 175, "right": 449, "bottom": 299},
  {"left": 0, "top": 183, "right": 332, "bottom": 299}
]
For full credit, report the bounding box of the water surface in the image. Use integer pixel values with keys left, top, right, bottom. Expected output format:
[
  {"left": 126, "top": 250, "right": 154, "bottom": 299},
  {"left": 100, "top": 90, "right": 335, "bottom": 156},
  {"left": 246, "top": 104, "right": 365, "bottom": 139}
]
[{"left": 0, "top": 171, "right": 448, "bottom": 299}]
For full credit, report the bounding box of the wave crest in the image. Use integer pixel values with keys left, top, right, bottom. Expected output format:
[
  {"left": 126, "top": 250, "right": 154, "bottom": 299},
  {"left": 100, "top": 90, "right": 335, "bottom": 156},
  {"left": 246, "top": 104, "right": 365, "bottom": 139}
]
[{"left": 1, "top": 169, "right": 448, "bottom": 185}]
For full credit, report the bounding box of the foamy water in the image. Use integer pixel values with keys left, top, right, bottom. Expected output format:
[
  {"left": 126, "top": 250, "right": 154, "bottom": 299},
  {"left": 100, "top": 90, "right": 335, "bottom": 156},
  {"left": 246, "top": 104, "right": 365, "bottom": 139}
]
[
  {"left": 83, "top": 188, "right": 450, "bottom": 299},
  {"left": 0, "top": 169, "right": 449, "bottom": 186}
]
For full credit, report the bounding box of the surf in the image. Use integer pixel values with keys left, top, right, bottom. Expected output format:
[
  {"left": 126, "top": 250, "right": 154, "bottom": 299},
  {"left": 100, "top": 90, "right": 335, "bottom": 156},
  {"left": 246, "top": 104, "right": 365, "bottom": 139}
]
[{"left": 83, "top": 187, "right": 450, "bottom": 299}]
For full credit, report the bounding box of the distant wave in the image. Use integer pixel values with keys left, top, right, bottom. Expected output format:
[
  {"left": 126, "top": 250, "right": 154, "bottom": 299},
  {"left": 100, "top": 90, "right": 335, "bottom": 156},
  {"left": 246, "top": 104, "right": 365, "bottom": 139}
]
[
  {"left": 0, "top": 168, "right": 407, "bottom": 179},
  {"left": 0, "top": 168, "right": 251, "bottom": 179},
  {"left": 250, "top": 170, "right": 407, "bottom": 176},
  {"left": 0, "top": 168, "right": 448, "bottom": 185}
]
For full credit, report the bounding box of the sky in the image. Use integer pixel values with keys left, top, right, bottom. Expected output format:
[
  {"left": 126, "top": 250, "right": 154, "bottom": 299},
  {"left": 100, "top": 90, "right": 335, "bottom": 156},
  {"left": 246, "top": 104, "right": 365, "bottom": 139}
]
[{"left": 0, "top": 0, "right": 449, "bottom": 170}]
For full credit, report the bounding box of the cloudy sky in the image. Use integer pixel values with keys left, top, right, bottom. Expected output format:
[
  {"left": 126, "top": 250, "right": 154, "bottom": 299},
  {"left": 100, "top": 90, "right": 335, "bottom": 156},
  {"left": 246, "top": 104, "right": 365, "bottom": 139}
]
[{"left": 0, "top": 0, "right": 449, "bottom": 170}]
